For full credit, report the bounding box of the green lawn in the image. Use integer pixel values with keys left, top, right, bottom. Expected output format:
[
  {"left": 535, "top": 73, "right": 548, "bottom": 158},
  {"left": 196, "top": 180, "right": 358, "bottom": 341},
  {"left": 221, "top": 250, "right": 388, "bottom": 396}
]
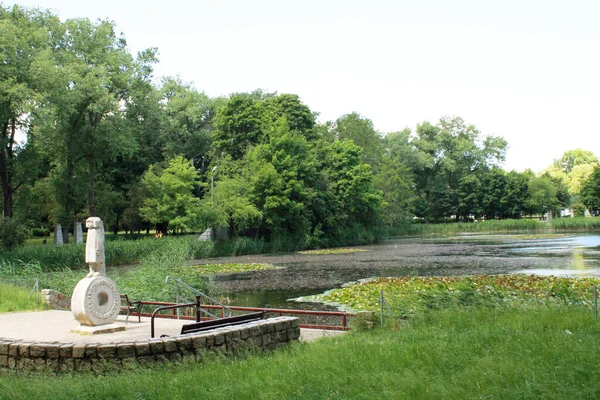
[
  {"left": 1, "top": 305, "right": 598, "bottom": 399},
  {"left": 0, "top": 283, "right": 45, "bottom": 313}
]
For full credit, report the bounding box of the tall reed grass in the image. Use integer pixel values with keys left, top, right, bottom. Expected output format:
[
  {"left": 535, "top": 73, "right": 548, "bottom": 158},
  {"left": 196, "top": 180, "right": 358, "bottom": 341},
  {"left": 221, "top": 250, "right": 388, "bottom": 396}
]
[{"left": 389, "top": 217, "right": 600, "bottom": 237}]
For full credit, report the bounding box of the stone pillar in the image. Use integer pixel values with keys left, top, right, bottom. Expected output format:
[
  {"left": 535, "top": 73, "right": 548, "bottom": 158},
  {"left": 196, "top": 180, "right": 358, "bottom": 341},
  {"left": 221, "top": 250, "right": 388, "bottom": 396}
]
[
  {"left": 74, "top": 222, "right": 83, "bottom": 245},
  {"left": 54, "top": 224, "right": 63, "bottom": 246}
]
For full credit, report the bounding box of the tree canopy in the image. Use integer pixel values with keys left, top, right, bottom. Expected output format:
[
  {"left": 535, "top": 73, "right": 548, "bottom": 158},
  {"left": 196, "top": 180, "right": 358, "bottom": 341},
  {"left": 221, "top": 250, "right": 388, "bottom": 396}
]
[{"left": 2, "top": 3, "right": 599, "bottom": 250}]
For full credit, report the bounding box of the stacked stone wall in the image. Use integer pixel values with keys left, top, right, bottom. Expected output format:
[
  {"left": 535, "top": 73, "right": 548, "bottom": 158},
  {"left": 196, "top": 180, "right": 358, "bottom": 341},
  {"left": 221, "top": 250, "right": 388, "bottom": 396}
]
[
  {"left": 41, "top": 289, "right": 71, "bottom": 311},
  {"left": 0, "top": 317, "right": 299, "bottom": 373}
]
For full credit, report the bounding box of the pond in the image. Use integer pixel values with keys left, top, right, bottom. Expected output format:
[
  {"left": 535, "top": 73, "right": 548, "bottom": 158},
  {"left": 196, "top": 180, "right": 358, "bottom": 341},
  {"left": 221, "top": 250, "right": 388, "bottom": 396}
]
[{"left": 191, "top": 233, "right": 600, "bottom": 309}]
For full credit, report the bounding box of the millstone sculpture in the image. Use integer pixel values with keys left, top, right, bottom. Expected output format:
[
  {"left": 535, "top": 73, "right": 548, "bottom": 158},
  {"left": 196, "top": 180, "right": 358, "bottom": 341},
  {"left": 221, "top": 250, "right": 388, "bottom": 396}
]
[{"left": 71, "top": 217, "right": 121, "bottom": 326}]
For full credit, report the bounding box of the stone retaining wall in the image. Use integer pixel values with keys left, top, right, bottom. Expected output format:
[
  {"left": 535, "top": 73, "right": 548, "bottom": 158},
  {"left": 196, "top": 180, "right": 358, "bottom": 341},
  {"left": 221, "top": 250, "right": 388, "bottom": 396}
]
[
  {"left": 0, "top": 316, "right": 299, "bottom": 373},
  {"left": 41, "top": 289, "right": 71, "bottom": 311}
]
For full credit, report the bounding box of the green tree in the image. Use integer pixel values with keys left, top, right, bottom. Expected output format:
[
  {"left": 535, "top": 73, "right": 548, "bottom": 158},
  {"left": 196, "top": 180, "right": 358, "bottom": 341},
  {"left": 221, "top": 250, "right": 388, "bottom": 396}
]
[
  {"left": 323, "top": 139, "right": 383, "bottom": 234},
  {"left": 36, "top": 16, "right": 152, "bottom": 239},
  {"left": 161, "top": 77, "right": 216, "bottom": 170},
  {"left": 582, "top": 167, "right": 600, "bottom": 215},
  {"left": 374, "top": 130, "right": 415, "bottom": 226},
  {"left": 501, "top": 171, "right": 530, "bottom": 219},
  {"left": 457, "top": 174, "right": 482, "bottom": 220},
  {"left": 140, "top": 156, "right": 204, "bottom": 234},
  {"left": 545, "top": 149, "right": 598, "bottom": 196},
  {"left": 412, "top": 117, "right": 506, "bottom": 222},
  {"left": 524, "top": 175, "right": 558, "bottom": 217},
  {"left": 214, "top": 94, "right": 264, "bottom": 159},
  {"left": 331, "top": 112, "right": 382, "bottom": 168},
  {"left": 246, "top": 120, "right": 318, "bottom": 238},
  {"left": 0, "top": 5, "right": 57, "bottom": 218}
]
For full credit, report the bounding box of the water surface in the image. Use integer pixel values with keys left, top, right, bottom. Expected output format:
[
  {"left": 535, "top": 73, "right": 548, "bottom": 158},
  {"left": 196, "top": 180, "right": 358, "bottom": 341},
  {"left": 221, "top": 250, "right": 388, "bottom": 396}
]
[{"left": 192, "top": 234, "right": 600, "bottom": 308}]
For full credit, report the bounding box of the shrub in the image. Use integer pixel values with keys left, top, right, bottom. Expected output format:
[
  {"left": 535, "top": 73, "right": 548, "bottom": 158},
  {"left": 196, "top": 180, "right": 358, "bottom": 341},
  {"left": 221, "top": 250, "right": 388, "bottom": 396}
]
[{"left": 0, "top": 218, "right": 28, "bottom": 250}]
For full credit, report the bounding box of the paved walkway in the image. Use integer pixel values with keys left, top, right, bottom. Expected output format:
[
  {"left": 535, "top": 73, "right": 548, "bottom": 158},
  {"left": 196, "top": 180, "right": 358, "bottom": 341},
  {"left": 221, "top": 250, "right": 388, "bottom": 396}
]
[{"left": 0, "top": 310, "right": 345, "bottom": 343}]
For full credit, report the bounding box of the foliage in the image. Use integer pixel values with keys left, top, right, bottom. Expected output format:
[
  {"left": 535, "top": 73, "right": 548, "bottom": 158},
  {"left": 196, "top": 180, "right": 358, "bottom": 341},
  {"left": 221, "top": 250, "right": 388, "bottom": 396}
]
[
  {"left": 193, "top": 263, "right": 276, "bottom": 275},
  {"left": 411, "top": 117, "right": 507, "bottom": 222},
  {"left": 304, "top": 274, "right": 600, "bottom": 314},
  {"left": 140, "top": 156, "right": 205, "bottom": 234},
  {"left": 374, "top": 130, "right": 416, "bottom": 226},
  {"left": 582, "top": 166, "right": 600, "bottom": 214},
  {"left": 0, "top": 217, "right": 28, "bottom": 250},
  {"left": 545, "top": 149, "right": 599, "bottom": 196}
]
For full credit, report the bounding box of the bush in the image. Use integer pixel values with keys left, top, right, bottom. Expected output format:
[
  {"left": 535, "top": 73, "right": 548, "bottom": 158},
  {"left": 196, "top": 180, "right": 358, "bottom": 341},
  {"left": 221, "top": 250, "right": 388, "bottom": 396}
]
[
  {"left": 0, "top": 218, "right": 28, "bottom": 250},
  {"left": 30, "top": 228, "right": 50, "bottom": 237}
]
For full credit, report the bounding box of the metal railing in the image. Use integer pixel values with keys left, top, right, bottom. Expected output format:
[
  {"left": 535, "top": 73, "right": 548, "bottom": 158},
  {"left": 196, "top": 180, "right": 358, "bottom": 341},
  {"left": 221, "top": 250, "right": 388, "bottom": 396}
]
[
  {"left": 150, "top": 296, "right": 202, "bottom": 338},
  {"left": 140, "top": 300, "right": 353, "bottom": 331},
  {"left": 164, "top": 275, "right": 232, "bottom": 319}
]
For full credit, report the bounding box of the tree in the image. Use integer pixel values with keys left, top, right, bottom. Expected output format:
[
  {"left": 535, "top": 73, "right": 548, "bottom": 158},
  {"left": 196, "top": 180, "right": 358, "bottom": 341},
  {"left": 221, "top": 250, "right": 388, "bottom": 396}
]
[
  {"left": 262, "top": 94, "right": 315, "bottom": 138},
  {"left": 161, "top": 77, "right": 216, "bottom": 171},
  {"left": 582, "top": 167, "right": 600, "bottom": 215},
  {"left": 140, "top": 156, "right": 204, "bottom": 234},
  {"left": 330, "top": 112, "right": 382, "bottom": 168},
  {"left": 323, "top": 139, "right": 383, "bottom": 233},
  {"left": 0, "top": 5, "right": 57, "bottom": 218},
  {"left": 35, "top": 16, "right": 154, "bottom": 241},
  {"left": 374, "top": 130, "right": 416, "bottom": 226},
  {"left": 457, "top": 174, "right": 482, "bottom": 220},
  {"left": 214, "top": 94, "right": 264, "bottom": 159},
  {"left": 412, "top": 117, "right": 507, "bottom": 222},
  {"left": 524, "top": 175, "right": 558, "bottom": 217},
  {"left": 501, "top": 171, "right": 530, "bottom": 219},
  {"left": 545, "top": 149, "right": 599, "bottom": 196},
  {"left": 213, "top": 176, "right": 262, "bottom": 235},
  {"left": 245, "top": 120, "right": 318, "bottom": 238}
]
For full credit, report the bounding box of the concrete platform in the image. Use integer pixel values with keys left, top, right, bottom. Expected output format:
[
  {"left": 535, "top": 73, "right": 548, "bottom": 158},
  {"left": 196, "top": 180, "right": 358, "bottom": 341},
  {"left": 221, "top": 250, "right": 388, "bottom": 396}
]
[{"left": 0, "top": 310, "right": 344, "bottom": 343}]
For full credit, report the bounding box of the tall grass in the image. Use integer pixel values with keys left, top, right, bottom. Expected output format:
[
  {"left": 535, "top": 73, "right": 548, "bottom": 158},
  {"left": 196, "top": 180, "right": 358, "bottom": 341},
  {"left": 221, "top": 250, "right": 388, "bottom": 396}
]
[
  {"left": 389, "top": 217, "right": 600, "bottom": 237},
  {"left": 0, "top": 283, "right": 45, "bottom": 312},
  {"left": 0, "top": 305, "right": 598, "bottom": 399},
  {"left": 551, "top": 216, "right": 600, "bottom": 231}
]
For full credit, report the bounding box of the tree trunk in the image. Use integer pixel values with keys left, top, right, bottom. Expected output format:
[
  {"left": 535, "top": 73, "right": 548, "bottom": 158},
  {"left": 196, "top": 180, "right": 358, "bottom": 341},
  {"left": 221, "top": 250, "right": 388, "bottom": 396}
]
[
  {"left": 87, "top": 158, "right": 96, "bottom": 217},
  {"left": 0, "top": 120, "right": 13, "bottom": 218}
]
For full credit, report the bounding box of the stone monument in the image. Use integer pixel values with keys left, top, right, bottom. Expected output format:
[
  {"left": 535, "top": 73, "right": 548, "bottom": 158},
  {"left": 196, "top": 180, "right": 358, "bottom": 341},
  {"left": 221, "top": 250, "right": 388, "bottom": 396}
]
[
  {"left": 71, "top": 217, "right": 122, "bottom": 329},
  {"left": 74, "top": 222, "right": 83, "bottom": 245}
]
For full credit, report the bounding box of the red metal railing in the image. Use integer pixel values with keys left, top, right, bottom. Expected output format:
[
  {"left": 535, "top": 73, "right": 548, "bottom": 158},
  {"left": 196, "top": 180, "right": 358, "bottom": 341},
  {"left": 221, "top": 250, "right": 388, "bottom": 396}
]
[{"left": 138, "top": 300, "right": 352, "bottom": 331}]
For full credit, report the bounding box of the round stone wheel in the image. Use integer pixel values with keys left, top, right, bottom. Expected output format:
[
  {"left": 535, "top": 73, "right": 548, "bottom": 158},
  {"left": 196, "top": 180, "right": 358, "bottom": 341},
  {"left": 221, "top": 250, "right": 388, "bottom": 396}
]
[{"left": 71, "top": 276, "right": 120, "bottom": 326}]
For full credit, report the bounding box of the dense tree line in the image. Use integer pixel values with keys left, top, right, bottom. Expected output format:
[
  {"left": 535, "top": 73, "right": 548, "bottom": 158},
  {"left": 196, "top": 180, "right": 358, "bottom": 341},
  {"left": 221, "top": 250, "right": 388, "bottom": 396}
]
[{"left": 2, "top": 5, "right": 599, "bottom": 249}]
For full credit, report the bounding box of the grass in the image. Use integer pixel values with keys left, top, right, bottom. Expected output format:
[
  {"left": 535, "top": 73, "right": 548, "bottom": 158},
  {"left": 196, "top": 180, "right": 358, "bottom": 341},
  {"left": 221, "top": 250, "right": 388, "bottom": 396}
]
[
  {"left": 0, "top": 283, "right": 45, "bottom": 313},
  {"left": 390, "top": 217, "right": 600, "bottom": 237},
  {"left": 0, "top": 305, "right": 598, "bottom": 399}
]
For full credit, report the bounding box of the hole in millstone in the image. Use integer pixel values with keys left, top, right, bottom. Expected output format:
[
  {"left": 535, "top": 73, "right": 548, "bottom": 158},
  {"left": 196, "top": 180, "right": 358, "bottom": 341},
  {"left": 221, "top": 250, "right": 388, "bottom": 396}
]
[{"left": 98, "top": 291, "right": 109, "bottom": 306}]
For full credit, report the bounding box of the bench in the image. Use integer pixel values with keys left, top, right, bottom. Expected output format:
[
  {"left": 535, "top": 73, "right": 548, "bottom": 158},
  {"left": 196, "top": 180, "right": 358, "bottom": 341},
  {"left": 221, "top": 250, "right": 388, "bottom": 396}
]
[
  {"left": 120, "top": 294, "right": 142, "bottom": 324},
  {"left": 180, "top": 311, "right": 264, "bottom": 335}
]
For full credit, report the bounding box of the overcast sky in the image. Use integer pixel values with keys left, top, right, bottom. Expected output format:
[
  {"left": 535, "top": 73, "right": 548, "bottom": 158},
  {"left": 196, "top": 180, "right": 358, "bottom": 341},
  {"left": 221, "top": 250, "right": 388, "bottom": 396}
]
[{"left": 6, "top": 0, "right": 600, "bottom": 172}]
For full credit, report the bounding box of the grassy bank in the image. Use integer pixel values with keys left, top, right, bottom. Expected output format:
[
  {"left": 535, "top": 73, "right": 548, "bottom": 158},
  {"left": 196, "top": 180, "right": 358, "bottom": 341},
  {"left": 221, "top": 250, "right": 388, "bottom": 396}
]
[
  {"left": 389, "top": 217, "right": 600, "bottom": 237},
  {"left": 0, "top": 283, "right": 44, "bottom": 313},
  {"left": 0, "top": 305, "right": 598, "bottom": 399}
]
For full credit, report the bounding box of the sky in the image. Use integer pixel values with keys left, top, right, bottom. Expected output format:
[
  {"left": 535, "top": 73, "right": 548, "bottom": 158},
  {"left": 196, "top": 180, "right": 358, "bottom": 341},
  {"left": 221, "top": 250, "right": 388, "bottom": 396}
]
[{"left": 5, "top": 0, "right": 600, "bottom": 172}]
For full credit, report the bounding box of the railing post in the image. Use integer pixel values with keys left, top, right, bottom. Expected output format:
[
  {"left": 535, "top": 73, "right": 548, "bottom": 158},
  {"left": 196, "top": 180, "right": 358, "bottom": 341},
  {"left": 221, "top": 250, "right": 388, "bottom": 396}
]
[
  {"left": 343, "top": 314, "right": 347, "bottom": 330},
  {"left": 380, "top": 290, "right": 384, "bottom": 326},
  {"left": 196, "top": 296, "right": 201, "bottom": 322},
  {"left": 595, "top": 286, "right": 598, "bottom": 322}
]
